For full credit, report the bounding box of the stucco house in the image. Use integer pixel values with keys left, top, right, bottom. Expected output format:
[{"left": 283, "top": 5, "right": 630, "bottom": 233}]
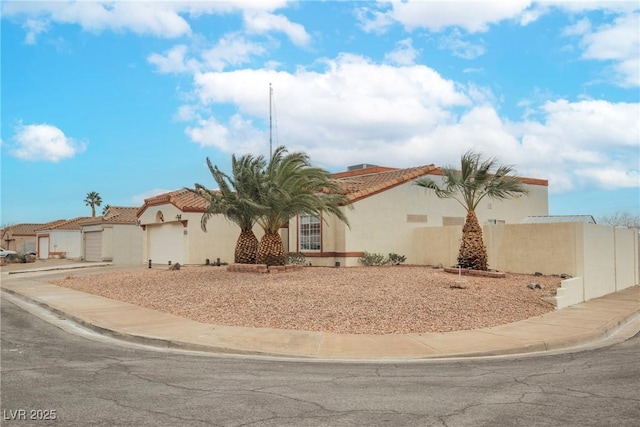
[
  {"left": 138, "top": 163, "right": 548, "bottom": 267},
  {"left": 287, "top": 164, "right": 549, "bottom": 267},
  {"left": 137, "top": 190, "right": 264, "bottom": 265},
  {"left": 78, "top": 207, "right": 143, "bottom": 264},
  {"left": 1, "top": 220, "right": 65, "bottom": 253},
  {"left": 35, "top": 217, "right": 91, "bottom": 259}
]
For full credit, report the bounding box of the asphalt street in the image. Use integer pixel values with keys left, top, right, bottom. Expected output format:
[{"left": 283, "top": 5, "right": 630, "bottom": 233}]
[{"left": 1, "top": 297, "right": 639, "bottom": 427}]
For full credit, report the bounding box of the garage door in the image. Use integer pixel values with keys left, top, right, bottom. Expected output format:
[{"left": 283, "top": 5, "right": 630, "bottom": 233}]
[
  {"left": 38, "top": 236, "right": 49, "bottom": 259},
  {"left": 84, "top": 231, "right": 103, "bottom": 261},
  {"left": 148, "top": 223, "right": 184, "bottom": 264}
]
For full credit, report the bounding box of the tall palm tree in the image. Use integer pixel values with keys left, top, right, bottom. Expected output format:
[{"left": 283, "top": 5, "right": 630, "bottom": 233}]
[
  {"left": 415, "top": 150, "right": 529, "bottom": 271},
  {"left": 189, "top": 155, "right": 267, "bottom": 264},
  {"left": 255, "top": 146, "right": 351, "bottom": 266},
  {"left": 84, "top": 191, "right": 102, "bottom": 217}
]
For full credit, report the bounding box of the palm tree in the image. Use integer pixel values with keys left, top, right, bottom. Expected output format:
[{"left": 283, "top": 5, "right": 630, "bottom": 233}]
[
  {"left": 84, "top": 191, "right": 102, "bottom": 217},
  {"left": 415, "top": 150, "right": 529, "bottom": 271},
  {"left": 189, "top": 155, "right": 267, "bottom": 264},
  {"left": 101, "top": 204, "right": 111, "bottom": 216},
  {"left": 255, "top": 146, "right": 351, "bottom": 266}
]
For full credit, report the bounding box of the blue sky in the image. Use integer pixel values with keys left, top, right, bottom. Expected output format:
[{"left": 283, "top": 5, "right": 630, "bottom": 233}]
[{"left": 1, "top": 0, "right": 638, "bottom": 225}]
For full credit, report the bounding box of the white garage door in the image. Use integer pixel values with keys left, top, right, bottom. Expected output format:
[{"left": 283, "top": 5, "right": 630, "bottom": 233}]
[
  {"left": 84, "top": 231, "right": 103, "bottom": 261},
  {"left": 38, "top": 236, "right": 49, "bottom": 259},
  {"left": 148, "top": 223, "right": 184, "bottom": 265}
]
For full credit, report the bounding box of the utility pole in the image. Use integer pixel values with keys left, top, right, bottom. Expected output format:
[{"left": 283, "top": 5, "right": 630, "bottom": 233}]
[{"left": 269, "top": 83, "right": 273, "bottom": 160}]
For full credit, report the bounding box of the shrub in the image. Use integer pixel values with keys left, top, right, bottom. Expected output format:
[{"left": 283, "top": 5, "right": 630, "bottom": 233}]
[
  {"left": 5, "top": 253, "right": 25, "bottom": 263},
  {"left": 286, "top": 252, "right": 306, "bottom": 265},
  {"left": 387, "top": 253, "right": 406, "bottom": 265},
  {"left": 358, "top": 252, "right": 407, "bottom": 266},
  {"left": 358, "top": 251, "right": 387, "bottom": 266}
]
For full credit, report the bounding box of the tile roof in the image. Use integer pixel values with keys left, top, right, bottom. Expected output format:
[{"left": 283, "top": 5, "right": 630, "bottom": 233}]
[
  {"left": 137, "top": 189, "right": 208, "bottom": 217},
  {"left": 135, "top": 164, "right": 548, "bottom": 214},
  {"left": 1, "top": 220, "right": 66, "bottom": 237},
  {"left": 36, "top": 217, "right": 93, "bottom": 232},
  {"left": 333, "top": 165, "right": 438, "bottom": 202},
  {"left": 79, "top": 207, "right": 140, "bottom": 226}
]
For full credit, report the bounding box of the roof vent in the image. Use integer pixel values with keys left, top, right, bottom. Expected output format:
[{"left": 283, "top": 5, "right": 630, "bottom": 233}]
[{"left": 347, "top": 163, "right": 378, "bottom": 171}]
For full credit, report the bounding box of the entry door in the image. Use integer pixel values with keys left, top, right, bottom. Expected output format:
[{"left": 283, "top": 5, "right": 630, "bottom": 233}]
[
  {"left": 84, "top": 231, "right": 103, "bottom": 261},
  {"left": 148, "top": 223, "right": 184, "bottom": 264},
  {"left": 38, "top": 236, "right": 49, "bottom": 259}
]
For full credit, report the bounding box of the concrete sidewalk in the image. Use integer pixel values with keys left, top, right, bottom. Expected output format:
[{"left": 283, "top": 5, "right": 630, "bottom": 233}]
[{"left": 1, "top": 277, "right": 638, "bottom": 360}]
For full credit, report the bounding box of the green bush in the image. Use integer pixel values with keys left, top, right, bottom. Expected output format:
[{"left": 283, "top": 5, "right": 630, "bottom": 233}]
[
  {"left": 358, "top": 251, "right": 387, "bottom": 266},
  {"left": 387, "top": 253, "right": 406, "bottom": 265},
  {"left": 359, "top": 252, "right": 407, "bottom": 266},
  {"left": 286, "top": 252, "right": 307, "bottom": 265}
]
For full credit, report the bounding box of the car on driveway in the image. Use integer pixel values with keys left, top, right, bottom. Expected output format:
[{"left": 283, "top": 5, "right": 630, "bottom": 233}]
[{"left": 1, "top": 247, "right": 18, "bottom": 258}]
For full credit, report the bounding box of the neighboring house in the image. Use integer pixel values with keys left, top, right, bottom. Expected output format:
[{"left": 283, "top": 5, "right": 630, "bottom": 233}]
[
  {"left": 79, "top": 206, "right": 143, "bottom": 264},
  {"left": 287, "top": 164, "right": 549, "bottom": 267},
  {"left": 35, "top": 217, "right": 91, "bottom": 259},
  {"left": 1, "top": 220, "right": 65, "bottom": 253},
  {"left": 137, "top": 189, "right": 264, "bottom": 265}
]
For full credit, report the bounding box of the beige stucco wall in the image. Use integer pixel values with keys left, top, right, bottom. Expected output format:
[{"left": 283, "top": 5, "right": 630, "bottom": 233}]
[
  {"left": 2, "top": 234, "right": 36, "bottom": 253},
  {"left": 614, "top": 227, "right": 639, "bottom": 292},
  {"left": 582, "top": 223, "right": 617, "bottom": 300},
  {"left": 186, "top": 213, "right": 264, "bottom": 265},
  {"left": 413, "top": 226, "right": 461, "bottom": 267},
  {"left": 484, "top": 223, "right": 580, "bottom": 276},
  {"left": 140, "top": 204, "right": 263, "bottom": 265},
  {"left": 417, "top": 222, "right": 639, "bottom": 308},
  {"left": 48, "top": 230, "right": 82, "bottom": 258},
  {"left": 112, "top": 224, "right": 143, "bottom": 265},
  {"left": 289, "top": 179, "right": 548, "bottom": 267}
]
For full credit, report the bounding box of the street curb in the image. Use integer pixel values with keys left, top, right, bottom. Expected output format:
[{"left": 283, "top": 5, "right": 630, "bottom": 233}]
[
  {"left": 3, "top": 285, "right": 639, "bottom": 360},
  {"left": 3, "top": 263, "right": 113, "bottom": 275},
  {"left": 1, "top": 287, "right": 279, "bottom": 358}
]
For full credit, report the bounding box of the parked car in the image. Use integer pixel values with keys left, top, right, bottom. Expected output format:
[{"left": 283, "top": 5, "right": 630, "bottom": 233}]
[
  {"left": 22, "top": 250, "right": 37, "bottom": 256},
  {"left": 0, "top": 247, "right": 18, "bottom": 258}
]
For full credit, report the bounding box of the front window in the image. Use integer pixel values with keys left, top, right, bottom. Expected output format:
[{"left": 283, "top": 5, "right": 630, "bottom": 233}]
[{"left": 299, "top": 214, "right": 321, "bottom": 251}]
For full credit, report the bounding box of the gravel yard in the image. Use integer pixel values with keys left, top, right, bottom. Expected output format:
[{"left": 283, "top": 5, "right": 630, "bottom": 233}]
[{"left": 50, "top": 266, "right": 561, "bottom": 335}]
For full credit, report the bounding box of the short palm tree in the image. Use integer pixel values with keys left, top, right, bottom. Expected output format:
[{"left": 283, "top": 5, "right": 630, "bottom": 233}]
[
  {"left": 256, "top": 146, "right": 351, "bottom": 266},
  {"left": 415, "top": 150, "right": 529, "bottom": 270},
  {"left": 189, "top": 155, "right": 266, "bottom": 264},
  {"left": 101, "top": 204, "right": 111, "bottom": 216},
  {"left": 84, "top": 191, "right": 102, "bottom": 217}
]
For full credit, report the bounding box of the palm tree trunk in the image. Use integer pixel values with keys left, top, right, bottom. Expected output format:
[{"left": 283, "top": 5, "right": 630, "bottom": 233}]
[
  {"left": 457, "top": 210, "right": 488, "bottom": 271},
  {"left": 257, "top": 232, "right": 286, "bottom": 266},
  {"left": 234, "top": 229, "right": 259, "bottom": 264}
]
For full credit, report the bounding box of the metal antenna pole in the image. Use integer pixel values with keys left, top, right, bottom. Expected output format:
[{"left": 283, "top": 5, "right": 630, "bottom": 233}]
[{"left": 269, "top": 83, "right": 273, "bottom": 160}]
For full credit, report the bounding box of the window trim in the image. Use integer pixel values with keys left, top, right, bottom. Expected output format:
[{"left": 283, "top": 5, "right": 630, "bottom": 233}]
[{"left": 297, "top": 213, "right": 322, "bottom": 252}]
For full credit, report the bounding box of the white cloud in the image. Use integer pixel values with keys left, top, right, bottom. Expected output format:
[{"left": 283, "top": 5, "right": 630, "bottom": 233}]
[
  {"left": 509, "top": 99, "right": 639, "bottom": 191},
  {"left": 148, "top": 45, "right": 194, "bottom": 74},
  {"left": 579, "top": 13, "right": 640, "bottom": 87},
  {"left": 178, "top": 53, "right": 638, "bottom": 194},
  {"left": 2, "top": 1, "right": 192, "bottom": 42},
  {"left": 358, "top": 0, "right": 534, "bottom": 33},
  {"left": 438, "top": 30, "right": 486, "bottom": 59},
  {"left": 243, "top": 10, "right": 310, "bottom": 46},
  {"left": 201, "top": 33, "right": 267, "bottom": 71},
  {"left": 2, "top": 0, "right": 306, "bottom": 45},
  {"left": 384, "top": 38, "right": 419, "bottom": 65},
  {"left": 10, "top": 123, "right": 86, "bottom": 162},
  {"left": 185, "top": 114, "right": 266, "bottom": 155}
]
